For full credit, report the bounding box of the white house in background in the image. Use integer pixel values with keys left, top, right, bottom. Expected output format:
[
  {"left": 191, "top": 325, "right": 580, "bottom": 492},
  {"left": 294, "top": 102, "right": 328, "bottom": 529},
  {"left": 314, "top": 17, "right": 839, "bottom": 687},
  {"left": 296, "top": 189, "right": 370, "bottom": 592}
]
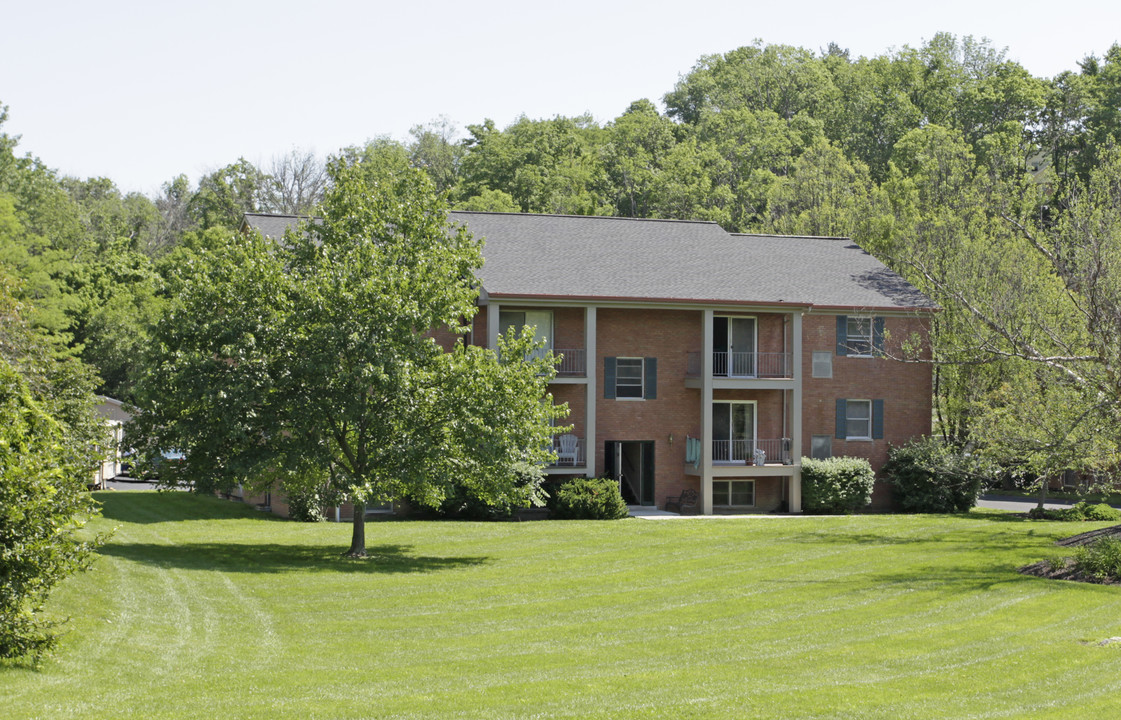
[{"left": 92, "top": 396, "right": 131, "bottom": 489}]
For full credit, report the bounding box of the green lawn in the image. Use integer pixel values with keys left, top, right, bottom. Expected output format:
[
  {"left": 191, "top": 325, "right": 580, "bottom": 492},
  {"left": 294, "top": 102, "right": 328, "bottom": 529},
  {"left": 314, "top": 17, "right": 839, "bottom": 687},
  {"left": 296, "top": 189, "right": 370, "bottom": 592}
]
[{"left": 4, "top": 492, "right": 1121, "bottom": 719}]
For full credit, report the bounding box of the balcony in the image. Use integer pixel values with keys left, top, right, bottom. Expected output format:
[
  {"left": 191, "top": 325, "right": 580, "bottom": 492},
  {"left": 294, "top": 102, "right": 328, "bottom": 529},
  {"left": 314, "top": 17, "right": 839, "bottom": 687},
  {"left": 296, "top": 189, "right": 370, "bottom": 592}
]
[
  {"left": 712, "top": 438, "right": 792, "bottom": 466},
  {"left": 548, "top": 435, "right": 586, "bottom": 469},
  {"left": 686, "top": 351, "right": 792, "bottom": 380},
  {"left": 552, "top": 348, "right": 586, "bottom": 377}
]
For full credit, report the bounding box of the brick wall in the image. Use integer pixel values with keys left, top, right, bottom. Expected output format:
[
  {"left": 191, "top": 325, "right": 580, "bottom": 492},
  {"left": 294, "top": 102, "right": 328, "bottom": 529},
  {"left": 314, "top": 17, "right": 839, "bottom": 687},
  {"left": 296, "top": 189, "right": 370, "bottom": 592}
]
[
  {"left": 549, "top": 384, "right": 586, "bottom": 438},
  {"left": 801, "top": 313, "right": 932, "bottom": 509},
  {"left": 595, "top": 308, "right": 702, "bottom": 505}
]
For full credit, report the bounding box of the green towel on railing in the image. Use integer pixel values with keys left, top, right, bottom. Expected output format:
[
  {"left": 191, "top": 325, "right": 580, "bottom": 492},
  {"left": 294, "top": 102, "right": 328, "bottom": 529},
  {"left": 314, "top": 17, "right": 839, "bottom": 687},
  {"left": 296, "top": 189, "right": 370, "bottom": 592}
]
[{"left": 685, "top": 437, "right": 701, "bottom": 468}]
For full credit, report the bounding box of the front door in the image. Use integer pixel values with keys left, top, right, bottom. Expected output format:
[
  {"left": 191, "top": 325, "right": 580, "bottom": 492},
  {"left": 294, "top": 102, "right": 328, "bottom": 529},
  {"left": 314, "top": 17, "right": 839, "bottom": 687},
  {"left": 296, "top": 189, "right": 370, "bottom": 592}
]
[{"left": 604, "top": 441, "right": 656, "bottom": 505}]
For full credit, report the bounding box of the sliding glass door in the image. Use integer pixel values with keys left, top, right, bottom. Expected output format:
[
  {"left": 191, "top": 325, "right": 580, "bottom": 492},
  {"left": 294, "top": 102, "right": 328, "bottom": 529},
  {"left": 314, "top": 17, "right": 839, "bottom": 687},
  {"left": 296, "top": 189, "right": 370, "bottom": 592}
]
[
  {"left": 713, "top": 316, "right": 756, "bottom": 377},
  {"left": 711, "top": 401, "right": 756, "bottom": 462}
]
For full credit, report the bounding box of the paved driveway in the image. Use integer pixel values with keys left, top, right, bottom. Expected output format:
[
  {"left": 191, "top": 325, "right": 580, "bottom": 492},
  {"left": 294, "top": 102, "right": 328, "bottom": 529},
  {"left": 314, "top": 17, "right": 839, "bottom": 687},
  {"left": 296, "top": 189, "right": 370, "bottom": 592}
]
[
  {"left": 101, "top": 476, "right": 161, "bottom": 491},
  {"left": 977, "top": 493, "right": 1121, "bottom": 512}
]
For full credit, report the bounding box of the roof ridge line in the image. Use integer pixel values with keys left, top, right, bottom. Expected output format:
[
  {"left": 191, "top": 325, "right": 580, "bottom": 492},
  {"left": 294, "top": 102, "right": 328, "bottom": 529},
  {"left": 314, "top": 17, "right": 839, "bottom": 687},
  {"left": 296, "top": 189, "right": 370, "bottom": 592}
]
[
  {"left": 449, "top": 210, "right": 719, "bottom": 226},
  {"left": 731, "top": 232, "right": 852, "bottom": 241}
]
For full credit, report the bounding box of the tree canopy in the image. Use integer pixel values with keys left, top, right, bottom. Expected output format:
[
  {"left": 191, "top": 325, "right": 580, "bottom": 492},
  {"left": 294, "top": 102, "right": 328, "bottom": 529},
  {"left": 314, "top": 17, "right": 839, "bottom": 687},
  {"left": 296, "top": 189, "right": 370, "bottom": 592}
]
[{"left": 131, "top": 160, "right": 565, "bottom": 555}]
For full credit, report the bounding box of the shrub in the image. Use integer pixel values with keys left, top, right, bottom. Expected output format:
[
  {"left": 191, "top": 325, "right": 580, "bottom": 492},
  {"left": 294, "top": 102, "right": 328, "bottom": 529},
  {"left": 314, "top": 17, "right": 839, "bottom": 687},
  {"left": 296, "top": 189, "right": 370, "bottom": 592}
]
[
  {"left": 1083, "top": 503, "right": 1121, "bottom": 521},
  {"left": 883, "top": 437, "right": 992, "bottom": 513},
  {"left": 800, "top": 457, "right": 875, "bottom": 514},
  {"left": 552, "top": 477, "right": 629, "bottom": 520},
  {"left": 0, "top": 361, "right": 101, "bottom": 662},
  {"left": 1028, "top": 501, "right": 1121, "bottom": 522},
  {"left": 1073, "top": 538, "right": 1121, "bottom": 581}
]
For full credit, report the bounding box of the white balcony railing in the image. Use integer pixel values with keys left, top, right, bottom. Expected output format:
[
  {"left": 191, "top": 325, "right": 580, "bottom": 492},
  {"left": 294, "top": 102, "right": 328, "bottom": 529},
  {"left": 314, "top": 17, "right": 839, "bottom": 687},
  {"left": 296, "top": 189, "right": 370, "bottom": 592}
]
[
  {"left": 686, "top": 351, "right": 792, "bottom": 379},
  {"left": 712, "top": 438, "right": 792, "bottom": 465},
  {"left": 549, "top": 436, "right": 586, "bottom": 467}
]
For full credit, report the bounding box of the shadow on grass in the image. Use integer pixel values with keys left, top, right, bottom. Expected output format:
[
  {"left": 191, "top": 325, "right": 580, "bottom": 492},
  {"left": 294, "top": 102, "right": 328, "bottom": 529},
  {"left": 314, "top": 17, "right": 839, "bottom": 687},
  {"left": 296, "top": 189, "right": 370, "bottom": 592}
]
[
  {"left": 96, "top": 491, "right": 289, "bottom": 525},
  {"left": 98, "top": 541, "right": 488, "bottom": 574}
]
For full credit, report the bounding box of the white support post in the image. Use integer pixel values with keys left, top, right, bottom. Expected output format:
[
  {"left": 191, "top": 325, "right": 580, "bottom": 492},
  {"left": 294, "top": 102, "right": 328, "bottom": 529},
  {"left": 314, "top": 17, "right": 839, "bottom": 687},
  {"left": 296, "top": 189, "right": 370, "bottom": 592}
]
[
  {"left": 701, "top": 309, "right": 714, "bottom": 515},
  {"left": 486, "top": 302, "right": 500, "bottom": 351},
  {"left": 790, "top": 311, "right": 803, "bottom": 513},
  {"left": 584, "top": 307, "right": 597, "bottom": 477}
]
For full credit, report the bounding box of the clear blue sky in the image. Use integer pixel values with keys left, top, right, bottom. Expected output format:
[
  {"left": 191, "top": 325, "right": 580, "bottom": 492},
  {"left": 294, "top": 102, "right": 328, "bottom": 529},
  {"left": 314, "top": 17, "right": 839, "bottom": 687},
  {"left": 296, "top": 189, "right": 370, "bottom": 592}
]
[{"left": 2, "top": 0, "right": 1118, "bottom": 196}]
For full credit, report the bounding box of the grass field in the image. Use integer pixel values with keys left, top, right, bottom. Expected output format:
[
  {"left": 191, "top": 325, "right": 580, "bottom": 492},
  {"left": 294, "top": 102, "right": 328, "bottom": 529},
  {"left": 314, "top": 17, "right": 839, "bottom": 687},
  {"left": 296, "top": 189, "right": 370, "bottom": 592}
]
[{"left": 4, "top": 492, "right": 1121, "bottom": 719}]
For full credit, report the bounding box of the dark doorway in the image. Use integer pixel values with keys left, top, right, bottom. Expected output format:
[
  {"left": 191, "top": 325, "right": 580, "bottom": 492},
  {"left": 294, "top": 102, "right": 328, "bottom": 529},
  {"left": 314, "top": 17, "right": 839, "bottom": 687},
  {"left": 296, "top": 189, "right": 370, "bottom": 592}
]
[{"left": 604, "top": 441, "right": 655, "bottom": 505}]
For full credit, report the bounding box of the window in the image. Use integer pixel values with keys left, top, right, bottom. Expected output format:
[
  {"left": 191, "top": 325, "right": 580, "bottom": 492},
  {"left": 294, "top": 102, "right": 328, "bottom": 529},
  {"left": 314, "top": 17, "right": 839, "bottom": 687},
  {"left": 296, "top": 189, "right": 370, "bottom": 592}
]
[
  {"left": 846, "top": 400, "right": 872, "bottom": 439},
  {"left": 835, "top": 399, "right": 884, "bottom": 440},
  {"left": 713, "top": 480, "right": 755, "bottom": 507},
  {"left": 605, "top": 357, "right": 657, "bottom": 400},
  {"left": 616, "top": 357, "right": 644, "bottom": 398},
  {"left": 811, "top": 435, "right": 832, "bottom": 460},
  {"left": 812, "top": 351, "right": 832, "bottom": 378},
  {"left": 499, "top": 310, "right": 552, "bottom": 360},
  {"left": 846, "top": 316, "right": 873, "bottom": 356},
  {"left": 837, "top": 315, "right": 884, "bottom": 357}
]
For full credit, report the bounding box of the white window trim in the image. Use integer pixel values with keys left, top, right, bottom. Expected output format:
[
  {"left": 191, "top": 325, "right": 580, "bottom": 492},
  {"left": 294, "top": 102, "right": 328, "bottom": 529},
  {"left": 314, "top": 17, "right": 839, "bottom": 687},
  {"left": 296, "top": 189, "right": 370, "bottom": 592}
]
[
  {"left": 846, "top": 316, "right": 874, "bottom": 358},
  {"left": 615, "top": 357, "right": 645, "bottom": 400},
  {"left": 845, "top": 399, "right": 873, "bottom": 441}
]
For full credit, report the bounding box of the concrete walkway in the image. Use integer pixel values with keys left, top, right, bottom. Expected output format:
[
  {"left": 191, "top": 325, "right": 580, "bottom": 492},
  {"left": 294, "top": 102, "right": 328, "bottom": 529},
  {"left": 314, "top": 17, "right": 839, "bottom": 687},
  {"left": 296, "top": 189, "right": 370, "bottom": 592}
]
[
  {"left": 627, "top": 505, "right": 821, "bottom": 520},
  {"left": 631, "top": 494, "right": 1121, "bottom": 518}
]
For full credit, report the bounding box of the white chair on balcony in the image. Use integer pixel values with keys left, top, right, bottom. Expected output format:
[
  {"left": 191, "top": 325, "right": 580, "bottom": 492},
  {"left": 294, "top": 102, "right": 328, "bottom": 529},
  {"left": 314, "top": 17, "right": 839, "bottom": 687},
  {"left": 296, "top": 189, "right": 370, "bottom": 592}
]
[{"left": 557, "top": 434, "right": 579, "bottom": 466}]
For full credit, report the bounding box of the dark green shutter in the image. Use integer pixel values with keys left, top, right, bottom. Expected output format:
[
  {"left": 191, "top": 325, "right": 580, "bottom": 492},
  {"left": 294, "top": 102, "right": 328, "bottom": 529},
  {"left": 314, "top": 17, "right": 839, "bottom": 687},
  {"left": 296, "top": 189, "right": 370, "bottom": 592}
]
[
  {"left": 644, "top": 357, "right": 657, "bottom": 399},
  {"left": 836, "top": 316, "right": 848, "bottom": 356},
  {"left": 872, "top": 399, "right": 884, "bottom": 439},
  {"left": 604, "top": 357, "right": 616, "bottom": 399},
  {"left": 873, "top": 317, "right": 885, "bottom": 355},
  {"left": 835, "top": 399, "right": 847, "bottom": 439}
]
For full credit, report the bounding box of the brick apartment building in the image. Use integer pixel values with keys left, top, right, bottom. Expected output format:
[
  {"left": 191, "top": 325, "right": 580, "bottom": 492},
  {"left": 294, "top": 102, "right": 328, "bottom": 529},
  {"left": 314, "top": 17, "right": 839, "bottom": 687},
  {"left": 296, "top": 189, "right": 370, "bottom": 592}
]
[{"left": 243, "top": 211, "right": 935, "bottom": 515}]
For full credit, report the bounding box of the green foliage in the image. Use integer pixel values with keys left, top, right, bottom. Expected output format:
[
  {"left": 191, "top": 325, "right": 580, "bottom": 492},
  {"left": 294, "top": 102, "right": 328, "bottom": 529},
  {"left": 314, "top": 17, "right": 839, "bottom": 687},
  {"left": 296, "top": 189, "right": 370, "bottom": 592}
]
[
  {"left": 1072, "top": 537, "right": 1121, "bottom": 581},
  {"left": 884, "top": 437, "right": 994, "bottom": 513},
  {"left": 0, "top": 284, "right": 103, "bottom": 662},
  {"left": 188, "top": 158, "right": 267, "bottom": 230},
  {"left": 276, "top": 460, "right": 343, "bottom": 523},
  {"left": 1028, "top": 501, "right": 1121, "bottom": 522},
  {"left": 800, "top": 457, "right": 875, "bottom": 513},
  {"left": 133, "top": 160, "right": 564, "bottom": 555},
  {"left": 551, "top": 476, "right": 629, "bottom": 520}
]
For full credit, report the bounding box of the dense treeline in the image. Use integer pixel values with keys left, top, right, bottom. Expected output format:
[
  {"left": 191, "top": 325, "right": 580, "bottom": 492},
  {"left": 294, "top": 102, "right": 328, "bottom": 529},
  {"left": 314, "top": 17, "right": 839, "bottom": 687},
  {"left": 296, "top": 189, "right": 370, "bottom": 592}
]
[{"left": 4, "top": 32, "right": 1121, "bottom": 483}]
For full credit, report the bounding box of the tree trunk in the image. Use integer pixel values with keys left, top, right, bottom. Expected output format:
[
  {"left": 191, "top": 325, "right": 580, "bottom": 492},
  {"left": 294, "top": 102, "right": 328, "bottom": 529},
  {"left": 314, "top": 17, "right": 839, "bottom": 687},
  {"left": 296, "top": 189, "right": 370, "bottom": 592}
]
[
  {"left": 1036, "top": 475, "right": 1049, "bottom": 510},
  {"left": 347, "top": 501, "right": 367, "bottom": 557}
]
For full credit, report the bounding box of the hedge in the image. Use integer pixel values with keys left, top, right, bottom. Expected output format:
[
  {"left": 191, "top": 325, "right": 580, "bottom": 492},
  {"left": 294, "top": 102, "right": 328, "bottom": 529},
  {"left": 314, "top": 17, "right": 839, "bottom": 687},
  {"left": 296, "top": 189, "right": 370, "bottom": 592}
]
[{"left": 801, "top": 457, "right": 874, "bottom": 513}]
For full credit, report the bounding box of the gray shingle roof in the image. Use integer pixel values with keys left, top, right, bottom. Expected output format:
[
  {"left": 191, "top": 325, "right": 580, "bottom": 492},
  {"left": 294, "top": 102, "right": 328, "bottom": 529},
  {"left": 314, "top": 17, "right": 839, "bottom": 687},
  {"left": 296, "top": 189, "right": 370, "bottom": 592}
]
[
  {"left": 450, "top": 212, "right": 934, "bottom": 311},
  {"left": 241, "top": 213, "right": 312, "bottom": 239},
  {"left": 241, "top": 211, "right": 934, "bottom": 311}
]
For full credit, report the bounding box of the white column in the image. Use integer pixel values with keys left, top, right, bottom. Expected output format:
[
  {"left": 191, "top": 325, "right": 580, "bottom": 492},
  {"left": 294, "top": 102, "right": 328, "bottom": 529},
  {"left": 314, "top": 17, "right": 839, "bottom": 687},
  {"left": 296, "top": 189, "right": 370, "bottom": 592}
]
[
  {"left": 701, "top": 309, "right": 714, "bottom": 515},
  {"left": 486, "top": 302, "right": 500, "bottom": 351},
  {"left": 790, "top": 311, "right": 803, "bottom": 513},
  {"left": 584, "top": 306, "right": 597, "bottom": 478}
]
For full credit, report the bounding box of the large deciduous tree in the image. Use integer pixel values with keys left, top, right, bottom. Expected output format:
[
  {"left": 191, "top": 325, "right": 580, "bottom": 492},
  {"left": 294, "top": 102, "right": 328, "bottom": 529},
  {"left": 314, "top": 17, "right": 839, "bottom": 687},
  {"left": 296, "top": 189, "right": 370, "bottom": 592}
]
[{"left": 133, "top": 161, "right": 564, "bottom": 556}]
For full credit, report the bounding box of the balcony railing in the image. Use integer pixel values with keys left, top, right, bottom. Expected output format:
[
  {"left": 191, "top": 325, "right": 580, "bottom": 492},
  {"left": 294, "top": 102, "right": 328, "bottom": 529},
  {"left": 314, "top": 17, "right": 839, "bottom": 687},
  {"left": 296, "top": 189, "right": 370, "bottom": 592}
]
[
  {"left": 686, "top": 351, "right": 792, "bottom": 379},
  {"left": 712, "top": 438, "right": 792, "bottom": 465},
  {"left": 549, "top": 435, "right": 586, "bottom": 467},
  {"left": 552, "top": 348, "right": 586, "bottom": 377}
]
